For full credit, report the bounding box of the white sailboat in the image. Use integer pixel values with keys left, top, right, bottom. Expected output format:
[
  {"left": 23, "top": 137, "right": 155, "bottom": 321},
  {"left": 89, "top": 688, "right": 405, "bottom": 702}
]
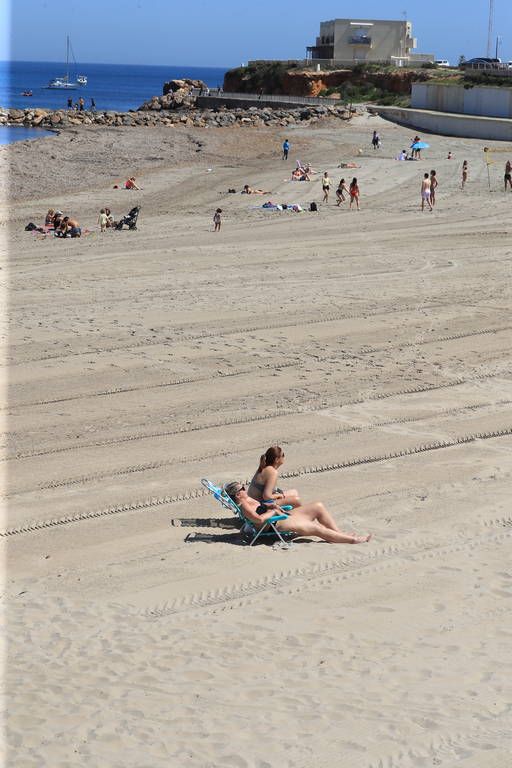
[{"left": 46, "top": 36, "right": 87, "bottom": 89}]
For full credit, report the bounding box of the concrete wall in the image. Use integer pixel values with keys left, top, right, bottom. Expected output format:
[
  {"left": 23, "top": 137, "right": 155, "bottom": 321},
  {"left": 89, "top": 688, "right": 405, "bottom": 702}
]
[
  {"left": 372, "top": 104, "right": 512, "bottom": 141},
  {"left": 412, "top": 82, "right": 512, "bottom": 119},
  {"left": 196, "top": 95, "right": 335, "bottom": 110}
]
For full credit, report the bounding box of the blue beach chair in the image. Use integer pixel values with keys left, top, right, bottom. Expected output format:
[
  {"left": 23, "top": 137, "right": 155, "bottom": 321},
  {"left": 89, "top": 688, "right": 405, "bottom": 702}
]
[{"left": 201, "top": 478, "right": 294, "bottom": 547}]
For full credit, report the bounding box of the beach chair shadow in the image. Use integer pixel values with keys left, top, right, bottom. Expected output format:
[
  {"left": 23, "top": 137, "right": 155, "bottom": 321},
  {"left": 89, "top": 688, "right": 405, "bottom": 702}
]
[
  {"left": 201, "top": 478, "right": 295, "bottom": 548},
  {"left": 184, "top": 531, "right": 246, "bottom": 546}
]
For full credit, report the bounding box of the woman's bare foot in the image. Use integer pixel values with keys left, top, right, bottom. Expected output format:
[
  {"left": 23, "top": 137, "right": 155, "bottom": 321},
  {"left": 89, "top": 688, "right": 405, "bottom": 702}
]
[{"left": 352, "top": 534, "right": 372, "bottom": 543}]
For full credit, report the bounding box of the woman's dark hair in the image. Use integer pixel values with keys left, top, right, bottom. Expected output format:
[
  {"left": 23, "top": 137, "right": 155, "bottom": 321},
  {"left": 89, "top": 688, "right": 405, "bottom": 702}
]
[
  {"left": 258, "top": 445, "right": 283, "bottom": 472},
  {"left": 351, "top": 177, "right": 357, "bottom": 186}
]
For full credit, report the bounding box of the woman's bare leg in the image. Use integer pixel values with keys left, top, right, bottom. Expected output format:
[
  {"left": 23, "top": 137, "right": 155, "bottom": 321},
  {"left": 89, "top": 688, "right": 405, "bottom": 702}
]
[
  {"left": 279, "top": 516, "right": 370, "bottom": 544},
  {"left": 281, "top": 491, "right": 301, "bottom": 508},
  {"left": 289, "top": 501, "right": 340, "bottom": 532}
]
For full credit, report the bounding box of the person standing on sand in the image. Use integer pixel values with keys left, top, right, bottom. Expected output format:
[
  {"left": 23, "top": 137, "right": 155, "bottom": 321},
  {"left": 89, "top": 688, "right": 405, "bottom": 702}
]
[
  {"left": 322, "top": 172, "right": 331, "bottom": 203},
  {"left": 282, "top": 139, "right": 290, "bottom": 160},
  {"left": 504, "top": 160, "right": 512, "bottom": 192},
  {"left": 349, "top": 178, "right": 360, "bottom": 210},
  {"left": 461, "top": 160, "right": 468, "bottom": 190},
  {"left": 430, "top": 170, "right": 438, "bottom": 207},
  {"left": 213, "top": 208, "right": 222, "bottom": 232},
  {"left": 98, "top": 208, "right": 108, "bottom": 232},
  {"left": 371, "top": 130, "right": 380, "bottom": 149},
  {"left": 421, "top": 173, "right": 432, "bottom": 212},
  {"left": 336, "top": 178, "right": 349, "bottom": 206},
  {"left": 78, "top": 96, "right": 85, "bottom": 111}
]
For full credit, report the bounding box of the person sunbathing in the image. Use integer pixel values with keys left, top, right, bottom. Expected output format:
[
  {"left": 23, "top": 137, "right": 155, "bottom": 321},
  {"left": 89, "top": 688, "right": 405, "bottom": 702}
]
[
  {"left": 248, "top": 445, "right": 300, "bottom": 508},
  {"left": 125, "top": 177, "right": 141, "bottom": 190},
  {"left": 242, "top": 184, "right": 271, "bottom": 194},
  {"left": 45, "top": 209, "right": 55, "bottom": 226},
  {"left": 291, "top": 169, "right": 310, "bottom": 181},
  {"left": 225, "top": 482, "right": 371, "bottom": 544},
  {"left": 56, "top": 216, "right": 81, "bottom": 238}
]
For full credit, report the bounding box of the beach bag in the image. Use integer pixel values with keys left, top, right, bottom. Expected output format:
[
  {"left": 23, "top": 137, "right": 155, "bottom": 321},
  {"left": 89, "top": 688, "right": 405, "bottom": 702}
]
[
  {"left": 309, "top": 202, "right": 317, "bottom": 212},
  {"left": 25, "top": 222, "right": 37, "bottom": 231}
]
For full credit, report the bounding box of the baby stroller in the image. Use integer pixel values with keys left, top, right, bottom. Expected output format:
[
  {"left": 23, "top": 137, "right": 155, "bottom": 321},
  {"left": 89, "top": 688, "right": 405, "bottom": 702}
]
[{"left": 115, "top": 206, "right": 140, "bottom": 231}]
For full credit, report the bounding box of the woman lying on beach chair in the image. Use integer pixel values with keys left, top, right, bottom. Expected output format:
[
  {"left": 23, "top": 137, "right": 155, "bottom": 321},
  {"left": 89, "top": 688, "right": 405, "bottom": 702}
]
[{"left": 225, "top": 482, "right": 371, "bottom": 544}]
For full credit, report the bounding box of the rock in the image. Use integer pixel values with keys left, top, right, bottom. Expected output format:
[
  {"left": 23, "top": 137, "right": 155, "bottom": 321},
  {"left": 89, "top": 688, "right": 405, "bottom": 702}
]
[{"left": 162, "top": 78, "right": 205, "bottom": 96}]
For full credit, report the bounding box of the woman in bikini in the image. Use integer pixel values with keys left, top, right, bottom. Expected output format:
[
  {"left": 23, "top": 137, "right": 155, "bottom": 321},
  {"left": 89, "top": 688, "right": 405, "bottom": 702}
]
[
  {"left": 349, "top": 178, "right": 360, "bottom": 210},
  {"left": 225, "top": 483, "right": 371, "bottom": 545},
  {"left": 248, "top": 445, "right": 300, "bottom": 509},
  {"left": 336, "top": 178, "right": 349, "bottom": 206}
]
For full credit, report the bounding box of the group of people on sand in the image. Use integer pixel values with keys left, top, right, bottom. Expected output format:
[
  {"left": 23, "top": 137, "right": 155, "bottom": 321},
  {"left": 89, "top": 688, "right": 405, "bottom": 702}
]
[
  {"left": 44, "top": 206, "right": 119, "bottom": 236},
  {"left": 45, "top": 209, "right": 82, "bottom": 238},
  {"left": 420, "top": 170, "right": 439, "bottom": 212},
  {"left": 225, "top": 445, "right": 371, "bottom": 544}
]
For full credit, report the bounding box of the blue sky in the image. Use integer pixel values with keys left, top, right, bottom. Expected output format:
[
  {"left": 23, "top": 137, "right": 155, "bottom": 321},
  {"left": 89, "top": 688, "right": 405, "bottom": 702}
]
[{"left": 2, "top": 0, "right": 512, "bottom": 67}]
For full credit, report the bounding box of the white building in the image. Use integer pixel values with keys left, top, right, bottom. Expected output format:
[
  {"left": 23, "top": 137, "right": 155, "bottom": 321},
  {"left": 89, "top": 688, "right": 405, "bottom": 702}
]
[{"left": 306, "top": 18, "right": 433, "bottom": 66}]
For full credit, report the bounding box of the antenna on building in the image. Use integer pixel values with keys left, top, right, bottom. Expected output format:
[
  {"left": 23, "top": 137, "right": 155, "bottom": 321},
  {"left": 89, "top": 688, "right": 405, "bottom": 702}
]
[
  {"left": 402, "top": 10, "right": 407, "bottom": 21},
  {"left": 487, "top": 0, "right": 494, "bottom": 58}
]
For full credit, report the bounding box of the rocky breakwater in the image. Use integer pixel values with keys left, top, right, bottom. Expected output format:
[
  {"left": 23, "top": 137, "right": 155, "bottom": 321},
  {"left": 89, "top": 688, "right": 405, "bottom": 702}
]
[
  {"left": 137, "top": 78, "right": 204, "bottom": 112},
  {"left": 1, "top": 104, "right": 356, "bottom": 130}
]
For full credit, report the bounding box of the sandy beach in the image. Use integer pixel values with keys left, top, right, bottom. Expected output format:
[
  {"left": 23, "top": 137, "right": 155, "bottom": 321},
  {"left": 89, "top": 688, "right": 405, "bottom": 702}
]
[{"left": 2, "top": 112, "right": 512, "bottom": 767}]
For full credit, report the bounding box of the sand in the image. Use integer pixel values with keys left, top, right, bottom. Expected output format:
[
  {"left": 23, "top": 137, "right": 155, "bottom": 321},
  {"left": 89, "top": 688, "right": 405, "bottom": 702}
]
[{"left": 1, "top": 112, "right": 511, "bottom": 767}]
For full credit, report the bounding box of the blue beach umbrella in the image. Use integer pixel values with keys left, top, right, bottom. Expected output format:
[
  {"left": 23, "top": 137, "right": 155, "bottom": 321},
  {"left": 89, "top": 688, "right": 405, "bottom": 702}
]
[{"left": 411, "top": 141, "right": 430, "bottom": 149}]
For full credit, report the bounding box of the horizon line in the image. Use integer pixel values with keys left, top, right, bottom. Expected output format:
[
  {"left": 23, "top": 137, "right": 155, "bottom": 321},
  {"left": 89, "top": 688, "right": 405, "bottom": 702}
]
[{"left": 1, "top": 59, "right": 234, "bottom": 68}]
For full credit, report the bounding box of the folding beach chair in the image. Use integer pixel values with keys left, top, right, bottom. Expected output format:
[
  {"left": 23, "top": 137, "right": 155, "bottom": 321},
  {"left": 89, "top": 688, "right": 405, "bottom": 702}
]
[{"left": 201, "top": 478, "right": 294, "bottom": 547}]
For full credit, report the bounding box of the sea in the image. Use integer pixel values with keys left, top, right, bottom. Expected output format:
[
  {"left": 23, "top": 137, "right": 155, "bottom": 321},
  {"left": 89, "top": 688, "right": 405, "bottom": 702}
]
[{"left": 0, "top": 60, "right": 230, "bottom": 144}]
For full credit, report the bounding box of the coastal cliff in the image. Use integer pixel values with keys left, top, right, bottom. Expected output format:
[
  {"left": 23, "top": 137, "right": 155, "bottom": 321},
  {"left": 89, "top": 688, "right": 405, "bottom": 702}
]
[{"left": 223, "top": 63, "right": 448, "bottom": 105}]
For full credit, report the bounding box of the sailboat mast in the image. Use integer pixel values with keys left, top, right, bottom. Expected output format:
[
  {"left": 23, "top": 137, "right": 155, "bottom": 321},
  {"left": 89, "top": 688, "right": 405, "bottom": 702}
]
[{"left": 66, "top": 34, "right": 69, "bottom": 82}]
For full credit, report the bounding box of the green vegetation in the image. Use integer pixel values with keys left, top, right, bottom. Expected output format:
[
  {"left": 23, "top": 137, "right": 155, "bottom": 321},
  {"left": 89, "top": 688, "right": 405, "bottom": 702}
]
[
  {"left": 225, "top": 61, "right": 297, "bottom": 93},
  {"left": 319, "top": 82, "right": 410, "bottom": 106}
]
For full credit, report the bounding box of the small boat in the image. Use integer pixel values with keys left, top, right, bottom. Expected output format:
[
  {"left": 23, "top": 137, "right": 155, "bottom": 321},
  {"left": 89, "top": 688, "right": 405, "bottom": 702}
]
[
  {"left": 21, "top": 90, "right": 33, "bottom": 97},
  {"left": 46, "top": 35, "right": 87, "bottom": 89}
]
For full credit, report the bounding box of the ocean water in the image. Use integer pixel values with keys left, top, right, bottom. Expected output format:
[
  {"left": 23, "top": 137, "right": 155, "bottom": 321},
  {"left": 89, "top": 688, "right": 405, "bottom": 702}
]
[
  {"left": 0, "top": 125, "right": 55, "bottom": 145},
  {"left": 0, "top": 61, "right": 229, "bottom": 113}
]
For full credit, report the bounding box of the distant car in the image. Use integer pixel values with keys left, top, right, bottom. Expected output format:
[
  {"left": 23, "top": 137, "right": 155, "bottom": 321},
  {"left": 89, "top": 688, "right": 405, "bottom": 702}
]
[{"left": 435, "top": 60, "right": 450, "bottom": 68}]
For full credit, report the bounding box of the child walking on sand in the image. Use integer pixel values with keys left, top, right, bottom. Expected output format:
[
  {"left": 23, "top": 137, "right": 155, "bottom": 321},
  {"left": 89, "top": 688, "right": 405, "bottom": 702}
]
[
  {"left": 98, "top": 208, "right": 108, "bottom": 232},
  {"left": 213, "top": 208, "right": 222, "bottom": 232},
  {"left": 430, "top": 170, "right": 438, "bottom": 207},
  {"left": 421, "top": 173, "right": 432, "bottom": 211},
  {"left": 349, "top": 178, "right": 360, "bottom": 210}
]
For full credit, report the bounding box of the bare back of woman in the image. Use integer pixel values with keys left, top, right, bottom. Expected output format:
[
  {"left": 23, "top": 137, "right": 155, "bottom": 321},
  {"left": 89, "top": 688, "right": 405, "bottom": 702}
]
[{"left": 247, "top": 446, "right": 301, "bottom": 508}]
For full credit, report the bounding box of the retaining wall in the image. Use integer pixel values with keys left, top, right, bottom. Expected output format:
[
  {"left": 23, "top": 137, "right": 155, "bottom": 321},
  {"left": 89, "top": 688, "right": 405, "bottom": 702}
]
[
  {"left": 412, "top": 82, "right": 512, "bottom": 119},
  {"left": 371, "top": 105, "right": 512, "bottom": 141}
]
